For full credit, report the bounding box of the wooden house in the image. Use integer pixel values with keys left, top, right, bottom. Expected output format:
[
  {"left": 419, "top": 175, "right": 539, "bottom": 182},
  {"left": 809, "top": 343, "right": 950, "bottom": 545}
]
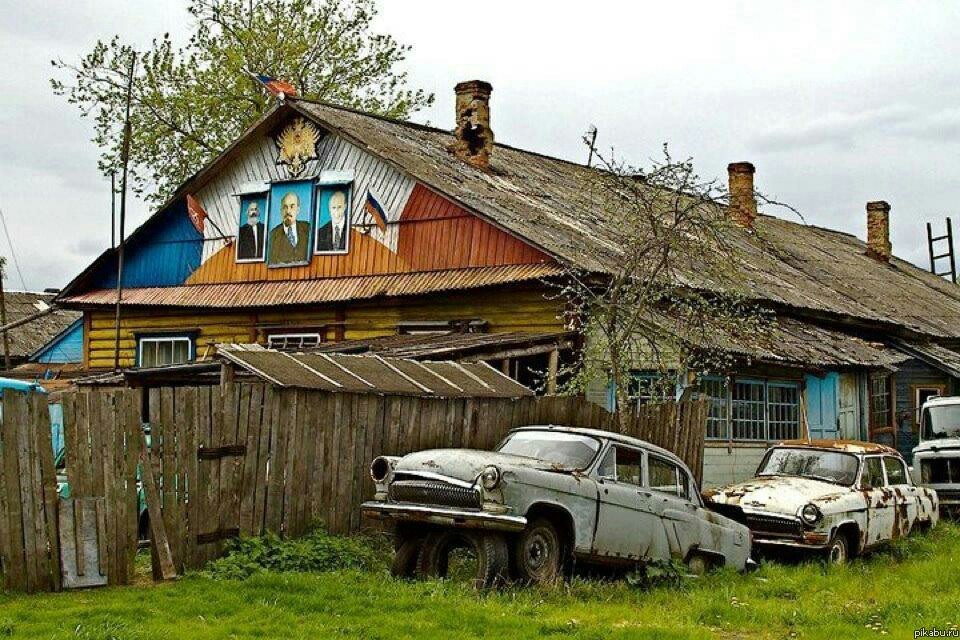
[{"left": 56, "top": 80, "right": 960, "bottom": 486}]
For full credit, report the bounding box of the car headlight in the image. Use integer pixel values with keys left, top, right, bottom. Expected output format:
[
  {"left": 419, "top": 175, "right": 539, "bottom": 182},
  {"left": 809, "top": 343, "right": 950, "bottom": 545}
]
[
  {"left": 480, "top": 465, "right": 501, "bottom": 491},
  {"left": 370, "top": 456, "right": 393, "bottom": 483},
  {"left": 800, "top": 503, "right": 822, "bottom": 526}
]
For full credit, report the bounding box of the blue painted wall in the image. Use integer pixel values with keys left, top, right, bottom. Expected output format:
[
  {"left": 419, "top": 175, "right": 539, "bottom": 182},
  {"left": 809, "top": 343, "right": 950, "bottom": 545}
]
[
  {"left": 30, "top": 318, "right": 83, "bottom": 364},
  {"left": 91, "top": 200, "right": 203, "bottom": 288}
]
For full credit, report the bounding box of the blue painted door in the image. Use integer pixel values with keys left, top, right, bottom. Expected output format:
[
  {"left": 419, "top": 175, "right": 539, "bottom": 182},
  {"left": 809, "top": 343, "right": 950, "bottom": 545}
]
[{"left": 805, "top": 373, "right": 839, "bottom": 440}]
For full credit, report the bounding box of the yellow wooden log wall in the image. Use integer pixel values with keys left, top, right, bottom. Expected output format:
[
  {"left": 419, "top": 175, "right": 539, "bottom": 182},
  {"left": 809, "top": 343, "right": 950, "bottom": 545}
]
[{"left": 86, "top": 286, "right": 564, "bottom": 369}]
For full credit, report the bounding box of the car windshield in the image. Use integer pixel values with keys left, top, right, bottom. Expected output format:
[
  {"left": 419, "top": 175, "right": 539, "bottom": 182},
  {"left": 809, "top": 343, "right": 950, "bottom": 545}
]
[
  {"left": 497, "top": 431, "right": 601, "bottom": 470},
  {"left": 922, "top": 405, "right": 960, "bottom": 440},
  {"left": 758, "top": 448, "right": 860, "bottom": 485}
]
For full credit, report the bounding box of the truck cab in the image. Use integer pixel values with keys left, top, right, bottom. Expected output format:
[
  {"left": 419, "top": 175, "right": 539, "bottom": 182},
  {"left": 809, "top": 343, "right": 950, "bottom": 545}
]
[{"left": 912, "top": 395, "right": 960, "bottom": 515}]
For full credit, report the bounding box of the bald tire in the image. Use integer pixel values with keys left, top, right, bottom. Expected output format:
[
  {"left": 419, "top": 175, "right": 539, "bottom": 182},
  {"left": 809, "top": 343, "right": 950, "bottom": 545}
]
[
  {"left": 514, "top": 518, "right": 564, "bottom": 584},
  {"left": 390, "top": 537, "right": 422, "bottom": 579},
  {"left": 417, "top": 529, "right": 509, "bottom": 589}
]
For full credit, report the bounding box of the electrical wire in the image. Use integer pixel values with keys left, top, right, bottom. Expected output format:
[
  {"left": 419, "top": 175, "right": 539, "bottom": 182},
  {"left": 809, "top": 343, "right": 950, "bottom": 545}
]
[{"left": 0, "top": 206, "right": 28, "bottom": 291}]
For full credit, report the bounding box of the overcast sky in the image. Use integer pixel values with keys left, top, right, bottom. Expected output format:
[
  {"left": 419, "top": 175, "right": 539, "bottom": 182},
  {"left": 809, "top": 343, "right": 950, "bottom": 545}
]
[{"left": 2, "top": 1, "right": 960, "bottom": 291}]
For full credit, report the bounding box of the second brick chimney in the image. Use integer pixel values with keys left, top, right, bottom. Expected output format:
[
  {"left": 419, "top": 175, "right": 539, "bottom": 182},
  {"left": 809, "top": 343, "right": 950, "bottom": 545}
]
[
  {"left": 450, "top": 80, "right": 494, "bottom": 170},
  {"left": 727, "top": 162, "right": 757, "bottom": 228},
  {"left": 866, "top": 200, "right": 892, "bottom": 262}
]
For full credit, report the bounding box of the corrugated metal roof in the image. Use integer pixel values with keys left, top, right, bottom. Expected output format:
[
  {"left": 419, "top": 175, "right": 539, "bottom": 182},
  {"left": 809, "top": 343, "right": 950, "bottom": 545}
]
[
  {"left": 59, "top": 264, "right": 563, "bottom": 308},
  {"left": 218, "top": 344, "right": 533, "bottom": 398}
]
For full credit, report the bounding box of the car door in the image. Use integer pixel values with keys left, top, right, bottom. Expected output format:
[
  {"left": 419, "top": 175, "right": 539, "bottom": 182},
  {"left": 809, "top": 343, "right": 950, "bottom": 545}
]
[
  {"left": 883, "top": 455, "right": 916, "bottom": 537},
  {"left": 860, "top": 456, "right": 892, "bottom": 547},
  {"left": 641, "top": 453, "right": 703, "bottom": 561},
  {"left": 591, "top": 444, "right": 645, "bottom": 561}
]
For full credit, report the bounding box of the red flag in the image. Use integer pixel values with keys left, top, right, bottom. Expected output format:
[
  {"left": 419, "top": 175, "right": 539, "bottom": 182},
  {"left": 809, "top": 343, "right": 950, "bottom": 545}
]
[{"left": 186, "top": 194, "right": 207, "bottom": 234}]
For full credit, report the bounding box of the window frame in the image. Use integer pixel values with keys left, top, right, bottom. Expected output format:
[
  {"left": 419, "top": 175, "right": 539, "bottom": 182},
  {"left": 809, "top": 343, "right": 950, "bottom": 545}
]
[
  {"left": 596, "top": 443, "right": 644, "bottom": 487},
  {"left": 645, "top": 453, "right": 691, "bottom": 500},
  {"left": 267, "top": 332, "right": 323, "bottom": 352},
  {"left": 136, "top": 334, "right": 195, "bottom": 368},
  {"left": 859, "top": 455, "right": 886, "bottom": 490},
  {"left": 703, "top": 376, "right": 802, "bottom": 443},
  {"left": 882, "top": 455, "right": 910, "bottom": 486}
]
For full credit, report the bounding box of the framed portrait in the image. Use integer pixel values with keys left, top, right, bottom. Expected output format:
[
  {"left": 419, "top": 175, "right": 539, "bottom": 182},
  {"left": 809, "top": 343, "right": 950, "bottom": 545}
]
[
  {"left": 314, "top": 183, "right": 352, "bottom": 255},
  {"left": 235, "top": 192, "right": 268, "bottom": 263},
  {"left": 266, "top": 179, "right": 314, "bottom": 268}
]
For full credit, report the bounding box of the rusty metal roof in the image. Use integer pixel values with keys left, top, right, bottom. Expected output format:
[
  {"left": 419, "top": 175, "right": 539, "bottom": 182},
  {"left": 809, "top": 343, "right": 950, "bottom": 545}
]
[
  {"left": 217, "top": 343, "right": 533, "bottom": 398},
  {"left": 777, "top": 439, "right": 900, "bottom": 455},
  {"left": 58, "top": 264, "right": 562, "bottom": 308}
]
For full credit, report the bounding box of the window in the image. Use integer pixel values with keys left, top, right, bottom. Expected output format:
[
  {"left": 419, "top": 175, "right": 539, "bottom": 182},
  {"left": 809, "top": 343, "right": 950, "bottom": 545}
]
[
  {"left": 703, "top": 377, "right": 801, "bottom": 442},
  {"left": 860, "top": 457, "right": 885, "bottom": 490},
  {"left": 267, "top": 333, "right": 321, "bottom": 351},
  {"left": 700, "top": 376, "right": 730, "bottom": 440},
  {"left": 883, "top": 456, "right": 908, "bottom": 486},
  {"left": 597, "top": 446, "right": 643, "bottom": 486},
  {"left": 732, "top": 380, "right": 766, "bottom": 441},
  {"left": 767, "top": 383, "right": 801, "bottom": 441},
  {"left": 647, "top": 455, "right": 690, "bottom": 499},
  {"left": 627, "top": 371, "right": 674, "bottom": 407},
  {"left": 138, "top": 336, "right": 192, "bottom": 368},
  {"left": 870, "top": 373, "right": 892, "bottom": 430}
]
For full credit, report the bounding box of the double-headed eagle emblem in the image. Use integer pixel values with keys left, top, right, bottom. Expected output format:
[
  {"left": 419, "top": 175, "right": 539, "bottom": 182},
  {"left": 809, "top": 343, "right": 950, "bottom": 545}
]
[{"left": 275, "top": 117, "right": 321, "bottom": 177}]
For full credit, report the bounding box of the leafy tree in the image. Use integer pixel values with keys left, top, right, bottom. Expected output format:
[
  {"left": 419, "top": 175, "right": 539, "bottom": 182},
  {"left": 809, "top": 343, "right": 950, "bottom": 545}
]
[
  {"left": 51, "top": 0, "right": 434, "bottom": 203},
  {"left": 555, "top": 144, "right": 775, "bottom": 430}
]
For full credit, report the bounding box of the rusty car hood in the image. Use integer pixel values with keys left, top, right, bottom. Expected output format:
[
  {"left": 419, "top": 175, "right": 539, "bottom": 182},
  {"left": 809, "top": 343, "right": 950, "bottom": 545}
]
[
  {"left": 703, "top": 475, "right": 851, "bottom": 516},
  {"left": 396, "top": 449, "right": 569, "bottom": 484}
]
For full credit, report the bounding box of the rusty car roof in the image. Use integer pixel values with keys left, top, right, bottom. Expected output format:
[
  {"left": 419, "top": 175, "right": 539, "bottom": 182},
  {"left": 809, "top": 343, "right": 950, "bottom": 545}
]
[{"left": 776, "top": 439, "right": 901, "bottom": 456}]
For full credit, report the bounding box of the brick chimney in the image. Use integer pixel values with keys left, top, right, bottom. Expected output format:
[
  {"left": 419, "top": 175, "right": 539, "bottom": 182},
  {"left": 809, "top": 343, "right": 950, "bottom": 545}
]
[
  {"left": 450, "top": 80, "right": 494, "bottom": 170},
  {"left": 866, "top": 200, "right": 892, "bottom": 262},
  {"left": 727, "top": 162, "right": 757, "bottom": 228}
]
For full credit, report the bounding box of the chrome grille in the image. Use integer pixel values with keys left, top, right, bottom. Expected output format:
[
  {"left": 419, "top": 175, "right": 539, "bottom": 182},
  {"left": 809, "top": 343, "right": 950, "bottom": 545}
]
[
  {"left": 745, "top": 513, "right": 802, "bottom": 539},
  {"left": 922, "top": 459, "right": 960, "bottom": 484},
  {"left": 389, "top": 479, "right": 481, "bottom": 510}
]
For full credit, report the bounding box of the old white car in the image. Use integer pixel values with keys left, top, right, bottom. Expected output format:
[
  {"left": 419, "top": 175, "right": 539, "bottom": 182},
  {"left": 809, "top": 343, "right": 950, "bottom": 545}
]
[
  {"left": 912, "top": 395, "right": 960, "bottom": 516},
  {"left": 704, "top": 440, "right": 939, "bottom": 564},
  {"left": 362, "top": 425, "right": 754, "bottom": 587}
]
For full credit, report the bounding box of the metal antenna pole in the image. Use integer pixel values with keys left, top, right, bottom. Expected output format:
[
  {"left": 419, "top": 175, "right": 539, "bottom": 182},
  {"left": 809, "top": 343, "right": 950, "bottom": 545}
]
[
  {"left": 113, "top": 54, "right": 136, "bottom": 372},
  {"left": 585, "top": 125, "right": 598, "bottom": 168}
]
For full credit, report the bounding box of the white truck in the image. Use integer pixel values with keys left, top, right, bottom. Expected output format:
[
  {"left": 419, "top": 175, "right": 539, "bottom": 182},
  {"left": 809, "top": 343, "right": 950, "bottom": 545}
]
[{"left": 912, "top": 395, "right": 960, "bottom": 516}]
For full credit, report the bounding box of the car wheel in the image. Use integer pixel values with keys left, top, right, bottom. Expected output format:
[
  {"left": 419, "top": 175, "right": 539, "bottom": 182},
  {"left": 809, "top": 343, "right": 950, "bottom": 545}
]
[
  {"left": 514, "top": 518, "right": 563, "bottom": 584},
  {"left": 390, "top": 536, "right": 422, "bottom": 578},
  {"left": 686, "top": 553, "right": 714, "bottom": 576},
  {"left": 825, "top": 533, "right": 849, "bottom": 565},
  {"left": 418, "top": 529, "right": 509, "bottom": 589}
]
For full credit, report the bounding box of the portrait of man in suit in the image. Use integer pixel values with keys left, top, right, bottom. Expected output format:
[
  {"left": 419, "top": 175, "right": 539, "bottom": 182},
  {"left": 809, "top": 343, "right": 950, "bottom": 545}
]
[
  {"left": 268, "top": 191, "right": 311, "bottom": 266},
  {"left": 315, "top": 189, "right": 350, "bottom": 253},
  {"left": 236, "top": 199, "right": 265, "bottom": 261}
]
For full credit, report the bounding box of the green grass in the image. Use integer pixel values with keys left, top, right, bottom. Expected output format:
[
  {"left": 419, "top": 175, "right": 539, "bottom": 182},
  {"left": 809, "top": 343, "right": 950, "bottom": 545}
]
[{"left": 2, "top": 524, "right": 960, "bottom": 639}]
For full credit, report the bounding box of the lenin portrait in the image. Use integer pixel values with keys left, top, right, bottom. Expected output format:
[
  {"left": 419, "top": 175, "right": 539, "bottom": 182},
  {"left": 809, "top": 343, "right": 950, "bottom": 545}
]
[{"left": 267, "top": 180, "right": 313, "bottom": 267}]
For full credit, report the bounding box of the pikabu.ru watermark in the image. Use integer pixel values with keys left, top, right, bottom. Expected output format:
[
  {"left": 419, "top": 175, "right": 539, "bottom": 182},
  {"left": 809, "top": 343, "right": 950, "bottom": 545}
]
[{"left": 915, "top": 629, "right": 960, "bottom": 638}]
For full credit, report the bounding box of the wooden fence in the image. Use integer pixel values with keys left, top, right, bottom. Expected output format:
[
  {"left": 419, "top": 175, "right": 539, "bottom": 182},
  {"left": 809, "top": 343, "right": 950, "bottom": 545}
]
[
  {"left": 0, "top": 384, "right": 706, "bottom": 590},
  {"left": 0, "top": 392, "right": 60, "bottom": 593}
]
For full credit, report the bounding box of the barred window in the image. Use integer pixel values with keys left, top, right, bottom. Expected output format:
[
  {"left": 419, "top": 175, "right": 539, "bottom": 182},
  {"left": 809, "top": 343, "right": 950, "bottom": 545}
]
[
  {"left": 700, "top": 376, "right": 730, "bottom": 440},
  {"left": 767, "top": 383, "right": 801, "bottom": 441},
  {"left": 704, "top": 377, "right": 801, "bottom": 442}
]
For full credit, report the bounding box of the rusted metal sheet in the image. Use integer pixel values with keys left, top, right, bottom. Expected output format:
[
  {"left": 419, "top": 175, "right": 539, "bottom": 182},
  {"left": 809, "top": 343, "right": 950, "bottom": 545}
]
[{"left": 59, "top": 264, "right": 564, "bottom": 309}]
